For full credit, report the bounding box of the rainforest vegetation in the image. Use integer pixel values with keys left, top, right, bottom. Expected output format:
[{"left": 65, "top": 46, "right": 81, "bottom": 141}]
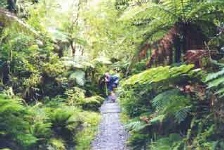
[{"left": 1, "top": 0, "right": 224, "bottom": 150}]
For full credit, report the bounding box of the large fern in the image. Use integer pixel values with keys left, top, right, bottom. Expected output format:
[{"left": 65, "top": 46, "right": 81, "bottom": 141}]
[{"left": 122, "top": 64, "right": 194, "bottom": 85}]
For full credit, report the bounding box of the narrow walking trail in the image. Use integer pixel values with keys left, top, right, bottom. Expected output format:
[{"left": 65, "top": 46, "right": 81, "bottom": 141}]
[{"left": 91, "top": 101, "right": 129, "bottom": 150}]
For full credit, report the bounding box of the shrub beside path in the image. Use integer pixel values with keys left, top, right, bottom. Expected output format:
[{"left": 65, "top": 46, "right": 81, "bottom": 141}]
[{"left": 91, "top": 100, "right": 129, "bottom": 150}]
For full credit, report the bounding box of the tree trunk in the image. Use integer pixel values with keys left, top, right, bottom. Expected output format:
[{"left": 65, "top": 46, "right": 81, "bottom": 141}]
[
  {"left": 70, "top": 40, "right": 76, "bottom": 57},
  {"left": 174, "top": 37, "right": 181, "bottom": 63}
]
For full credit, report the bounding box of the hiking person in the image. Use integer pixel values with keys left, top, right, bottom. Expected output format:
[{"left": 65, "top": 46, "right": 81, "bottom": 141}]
[{"left": 104, "top": 72, "right": 119, "bottom": 102}]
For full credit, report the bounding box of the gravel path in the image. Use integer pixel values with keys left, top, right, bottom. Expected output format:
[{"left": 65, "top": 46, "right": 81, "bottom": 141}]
[{"left": 91, "top": 100, "right": 129, "bottom": 150}]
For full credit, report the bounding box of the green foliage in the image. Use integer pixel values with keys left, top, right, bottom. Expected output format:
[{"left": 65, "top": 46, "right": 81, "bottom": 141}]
[
  {"left": 149, "top": 133, "right": 183, "bottom": 150},
  {"left": 122, "top": 64, "right": 194, "bottom": 85},
  {"left": 82, "top": 96, "right": 104, "bottom": 111},
  {"left": 120, "top": 64, "right": 211, "bottom": 149},
  {"left": 3, "top": 1, "right": 224, "bottom": 150},
  {"left": 47, "top": 107, "right": 80, "bottom": 132},
  {"left": 0, "top": 90, "right": 101, "bottom": 149},
  {"left": 69, "top": 70, "right": 86, "bottom": 86},
  {"left": 75, "top": 111, "right": 101, "bottom": 150},
  {"left": 125, "top": 120, "right": 148, "bottom": 132},
  {"left": 152, "top": 89, "right": 191, "bottom": 123},
  {"left": 119, "top": 87, "right": 152, "bottom": 117},
  {"left": 206, "top": 67, "right": 224, "bottom": 98},
  {"left": 130, "top": 59, "right": 147, "bottom": 74},
  {"left": 0, "top": 1, "right": 7, "bottom": 8},
  {"left": 0, "top": 1, "right": 109, "bottom": 150},
  {"left": 28, "top": 104, "right": 52, "bottom": 143},
  {"left": 65, "top": 87, "right": 85, "bottom": 106},
  {"left": 0, "top": 94, "right": 37, "bottom": 149},
  {"left": 47, "top": 138, "right": 66, "bottom": 150},
  {"left": 65, "top": 87, "right": 104, "bottom": 111},
  {"left": 128, "top": 132, "right": 149, "bottom": 150},
  {"left": 120, "top": 0, "right": 224, "bottom": 43}
]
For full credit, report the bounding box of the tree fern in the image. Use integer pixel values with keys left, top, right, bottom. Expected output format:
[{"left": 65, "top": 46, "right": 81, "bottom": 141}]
[
  {"left": 119, "top": 0, "right": 224, "bottom": 65},
  {"left": 175, "top": 106, "right": 191, "bottom": 123},
  {"left": 186, "top": 1, "right": 224, "bottom": 21}
]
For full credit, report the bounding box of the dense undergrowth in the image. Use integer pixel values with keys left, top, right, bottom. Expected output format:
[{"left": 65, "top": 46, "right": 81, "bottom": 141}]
[
  {"left": 0, "top": 22, "right": 106, "bottom": 150},
  {"left": 0, "top": 31, "right": 105, "bottom": 149},
  {"left": 119, "top": 64, "right": 224, "bottom": 150},
  {"left": 0, "top": 92, "right": 102, "bottom": 150}
]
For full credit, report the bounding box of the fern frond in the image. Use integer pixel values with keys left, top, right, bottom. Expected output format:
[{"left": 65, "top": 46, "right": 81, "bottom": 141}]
[
  {"left": 150, "top": 114, "right": 165, "bottom": 124},
  {"left": 30, "top": 122, "right": 52, "bottom": 138},
  {"left": 215, "top": 87, "right": 224, "bottom": 95},
  {"left": 207, "top": 76, "right": 224, "bottom": 89},
  {"left": 152, "top": 89, "right": 180, "bottom": 110},
  {"left": 175, "top": 106, "right": 191, "bottom": 123},
  {"left": 48, "top": 107, "right": 74, "bottom": 126},
  {"left": 205, "top": 66, "right": 224, "bottom": 98},
  {"left": 149, "top": 133, "right": 182, "bottom": 150},
  {"left": 0, "top": 94, "right": 24, "bottom": 113},
  {"left": 205, "top": 68, "right": 224, "bottom": 82},
  {"left": 186, "top": 1, "right": 224, "bottom": 21},
  {"left": 120, "top": 1, "right": 182, "bottom": 21},
  {"left": 125, "top": 120, "right": 148, "bottom": 131},
  {"left": 152, "top": 89, "right": 191, "bottom": 123},
  {"left": 123, "top": 64, "right": 194, "bottom": 85}
]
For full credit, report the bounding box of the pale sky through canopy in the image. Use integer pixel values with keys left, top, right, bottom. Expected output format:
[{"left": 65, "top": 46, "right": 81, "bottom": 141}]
[{"left": 58, "top": 0, "right": 101, "bottom": 12}]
